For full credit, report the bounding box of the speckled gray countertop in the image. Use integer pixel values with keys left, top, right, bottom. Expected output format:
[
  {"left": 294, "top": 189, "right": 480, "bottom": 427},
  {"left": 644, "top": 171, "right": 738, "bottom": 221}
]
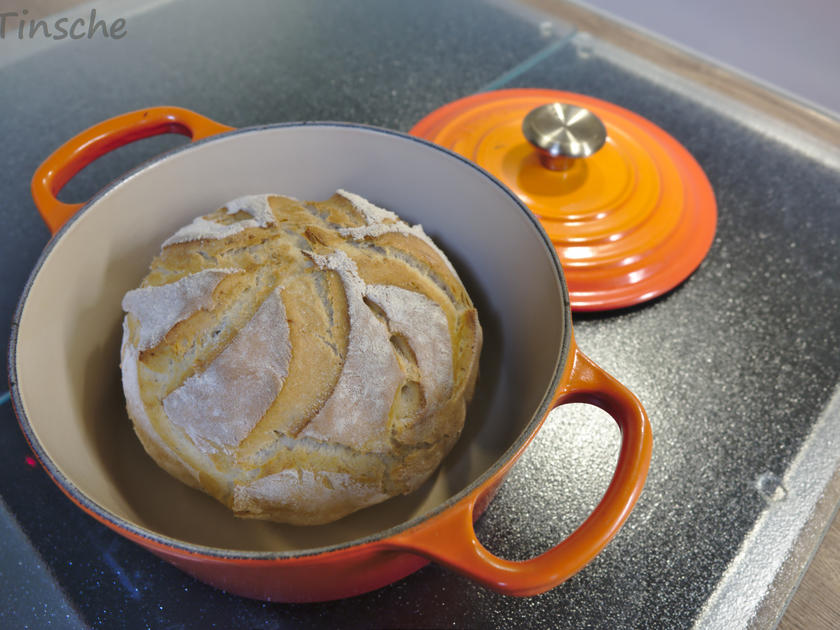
[{"left": 2, "top": 1, "right": 840, "bottom": 628}]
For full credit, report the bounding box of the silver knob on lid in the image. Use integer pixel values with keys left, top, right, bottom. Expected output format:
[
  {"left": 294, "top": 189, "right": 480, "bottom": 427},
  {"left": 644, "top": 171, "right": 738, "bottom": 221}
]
[{"left": 522, "top": 103, "right": 607, "bottom": 170}]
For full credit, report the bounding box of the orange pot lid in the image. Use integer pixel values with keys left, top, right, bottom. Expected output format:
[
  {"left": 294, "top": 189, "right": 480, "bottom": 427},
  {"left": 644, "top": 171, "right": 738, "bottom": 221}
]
[{"left": 410, "top": 89, "right": 717, "bottom": 311}]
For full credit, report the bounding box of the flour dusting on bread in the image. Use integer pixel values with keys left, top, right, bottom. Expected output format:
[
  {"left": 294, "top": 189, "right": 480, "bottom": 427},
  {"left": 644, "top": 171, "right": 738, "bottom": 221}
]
[
  {"left": 162, "top": 194, "right": 277, "bottom": 247},
  {"left": 232, "top": 469, "right": 389, "bottom": 523},
  {"left": 122, "top": 268, "right": 237, "bottom": 351},
  {"left": 120, "top": 191, "right": 482, "bottom": 525},
  {"left": 162, "top": 287, "right": 292, "bottom": 452},
  {"left": 336, "top": 188, "right": 459, "bottom": 278},
  {"left": 120, "top": 321, "right": 202, "bottom": 485},
  {"left": 336, "top": 188, "right": 399, "bottom": 224},
  {"left": 365, "top": 284, "right": 452, "bottom": 411},
  {"left": 224, "top": 194, "right": 276, "bottom": 226},
  {"left": 299, "top": 250, "right": 402, "bottom": 452}
]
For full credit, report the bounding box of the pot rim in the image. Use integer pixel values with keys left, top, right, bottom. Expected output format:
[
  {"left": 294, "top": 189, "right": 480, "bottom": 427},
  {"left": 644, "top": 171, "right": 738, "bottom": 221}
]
[{"left": 8, "top": 120, "right": 572, "bottom": 561}]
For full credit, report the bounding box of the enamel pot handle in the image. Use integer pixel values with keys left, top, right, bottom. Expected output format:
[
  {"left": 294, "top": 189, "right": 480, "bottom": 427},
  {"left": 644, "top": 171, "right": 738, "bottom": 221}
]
[
  {"left": 31, "top": 106, "right": 234, "bottom": 234},
  {"left": 388, "top": 341, "right": 652, "bottom": 596}
]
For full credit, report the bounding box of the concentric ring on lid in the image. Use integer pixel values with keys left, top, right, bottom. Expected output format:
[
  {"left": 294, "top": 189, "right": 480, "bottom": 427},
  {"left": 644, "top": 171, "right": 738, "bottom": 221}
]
[{"left": 410, "top": 88, "right": 717, "bottom": 311}]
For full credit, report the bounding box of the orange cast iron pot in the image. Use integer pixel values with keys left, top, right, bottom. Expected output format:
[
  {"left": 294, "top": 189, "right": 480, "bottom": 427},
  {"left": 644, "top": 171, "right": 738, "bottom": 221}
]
[{"left": 10, "top": 107, "right": 652, "bottom": 602}]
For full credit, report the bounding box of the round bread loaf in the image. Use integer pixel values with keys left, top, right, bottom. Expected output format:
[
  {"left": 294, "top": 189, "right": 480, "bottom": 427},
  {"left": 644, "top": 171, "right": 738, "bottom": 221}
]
[{"left": 120, "top": 190, "right": 482, "bottom": 525}]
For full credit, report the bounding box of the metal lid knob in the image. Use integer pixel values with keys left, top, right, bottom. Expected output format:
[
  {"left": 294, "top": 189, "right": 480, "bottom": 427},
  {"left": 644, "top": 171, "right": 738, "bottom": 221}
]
[{"left": 523, "top": 103, "right": 607, "bottom": 170}]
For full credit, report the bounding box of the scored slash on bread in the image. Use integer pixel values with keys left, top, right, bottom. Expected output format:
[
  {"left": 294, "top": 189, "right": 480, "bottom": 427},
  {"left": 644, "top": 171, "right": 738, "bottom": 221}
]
[{"left": 120, "top": 190, "right": 482, "bottom": 525}]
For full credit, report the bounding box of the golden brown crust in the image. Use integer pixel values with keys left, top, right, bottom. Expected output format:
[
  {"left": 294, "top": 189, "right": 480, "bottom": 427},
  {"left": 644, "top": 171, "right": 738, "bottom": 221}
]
[{"left": 120, "top": 191, "right": 482, "bottom": 525}]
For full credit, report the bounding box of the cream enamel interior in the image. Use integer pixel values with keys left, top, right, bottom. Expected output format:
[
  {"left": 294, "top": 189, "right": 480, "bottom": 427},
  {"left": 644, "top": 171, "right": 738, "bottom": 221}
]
[{"left": 14, "top": 125, "right": 567, "bottom": 552}]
